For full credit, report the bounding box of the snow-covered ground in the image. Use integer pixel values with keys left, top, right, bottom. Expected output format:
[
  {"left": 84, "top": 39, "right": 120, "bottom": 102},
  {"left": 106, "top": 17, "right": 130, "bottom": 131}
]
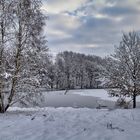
[
  {"left": 1, "top": 90, "right": 140, "bottom": 140},
  {"left": 0, "top": 107, "right": 140, "bottom": 140}
]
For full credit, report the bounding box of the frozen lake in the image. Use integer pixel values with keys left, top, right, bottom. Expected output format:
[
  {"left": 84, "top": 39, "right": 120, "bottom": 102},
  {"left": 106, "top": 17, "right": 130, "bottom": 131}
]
[
  {"left": 44, "top": 92, "right": 115, "bottom": 108},
  {"left": 43, "top": 89, "right": 115, "bottom": 109},
  {"left": 42, "top": 89, "right": 140, "bottom": 109}
]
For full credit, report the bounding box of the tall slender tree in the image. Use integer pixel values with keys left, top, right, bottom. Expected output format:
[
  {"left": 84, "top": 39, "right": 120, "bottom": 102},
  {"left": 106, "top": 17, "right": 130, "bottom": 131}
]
[{"left": 0, "top": 0, "right": 47, "bottom": 112}]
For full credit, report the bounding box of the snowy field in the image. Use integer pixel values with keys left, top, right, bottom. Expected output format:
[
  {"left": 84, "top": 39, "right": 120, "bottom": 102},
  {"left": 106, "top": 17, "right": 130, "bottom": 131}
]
[
  {"left": 1, "top": 89, "right": 140, "bottom": 140},
  {"left": 0, "top": 107, "right": 140, "bottom": 140}
]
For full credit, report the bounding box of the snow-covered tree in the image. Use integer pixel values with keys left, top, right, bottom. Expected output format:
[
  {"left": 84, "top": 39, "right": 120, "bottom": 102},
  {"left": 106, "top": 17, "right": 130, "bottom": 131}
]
[
  {"left": 105, "top": 31, "right": 140, "bottom": 108},
  {"left": 0, "top": 0, "right": 48, "bottom": 112},
  {"left": 0, "top": 0, "right": 15, "bottom": 112}
]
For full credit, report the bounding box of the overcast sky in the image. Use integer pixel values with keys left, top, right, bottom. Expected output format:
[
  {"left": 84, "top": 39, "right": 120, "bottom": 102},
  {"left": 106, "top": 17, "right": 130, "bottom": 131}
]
[{"left": 42, "top": 0, "right": 140, "bottom": 57}]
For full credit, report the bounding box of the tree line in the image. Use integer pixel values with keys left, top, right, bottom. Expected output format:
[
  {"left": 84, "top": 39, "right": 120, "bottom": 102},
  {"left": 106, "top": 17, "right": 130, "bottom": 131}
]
[{"left": 42, "top": 51, "right": 106, "bottom": 90}]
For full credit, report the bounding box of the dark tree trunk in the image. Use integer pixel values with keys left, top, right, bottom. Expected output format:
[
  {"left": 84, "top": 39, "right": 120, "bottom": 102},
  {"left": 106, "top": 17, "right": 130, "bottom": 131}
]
[
  {"left": 67, "top": 74, "right": 70, "bottom": 89},
  {"left": 80, "top": 75, "right": 83, "bottom": 89},
  {"left": 56, "top": 80, "right": 59, "bottom": 89},
  {"left": 0, "top": 104, "right": 5, "bottom": 113},
  {"left": 132, "top": 93, "right": 136, "bottom": 108}
]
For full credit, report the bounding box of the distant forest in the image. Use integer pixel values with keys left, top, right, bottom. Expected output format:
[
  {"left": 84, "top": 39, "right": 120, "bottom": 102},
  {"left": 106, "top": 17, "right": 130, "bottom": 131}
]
[{"left": 41, "top": 51, "right": 107, "bottom": 90}]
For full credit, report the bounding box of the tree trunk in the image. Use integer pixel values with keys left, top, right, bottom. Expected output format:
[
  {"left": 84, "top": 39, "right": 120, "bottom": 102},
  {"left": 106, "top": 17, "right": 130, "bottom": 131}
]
[
  {"left": 132, "top": 93, "right": 136, "bottom": 108},
  {"left": 67, "top": 74, "right": 70, "bottom": 89},
  {"left": 0, "top": 1, "right": 5, "bottom": 113},
  {"left": 0, "top": 104, "right": 5, "bottom": 113},
  {"left": 80, "top": 75, "right": 83, "bottom": 89},
  {"left": 5, "top": 8, "right": 22, "bottom": 112}
]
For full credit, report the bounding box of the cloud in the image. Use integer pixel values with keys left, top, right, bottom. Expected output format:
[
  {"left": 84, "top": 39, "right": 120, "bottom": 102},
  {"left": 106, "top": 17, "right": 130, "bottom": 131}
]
[
  {"left": 101, "top": 6, "right": 139, "bottom": 16},
  {"left": 42, "top": 0, "right": 140, "bottom": 57},
  {"left": 42, "top": 0, "right": 87, "bottom": 14}
]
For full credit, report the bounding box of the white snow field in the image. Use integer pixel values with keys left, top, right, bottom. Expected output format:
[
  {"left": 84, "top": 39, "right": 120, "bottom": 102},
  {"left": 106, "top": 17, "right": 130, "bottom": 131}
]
[
  {"left": 1, "top": 89, "right": 140, "bottom": 140},
  {"left": 0, "top": 107, "right": 140, "bottom": 140}
]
